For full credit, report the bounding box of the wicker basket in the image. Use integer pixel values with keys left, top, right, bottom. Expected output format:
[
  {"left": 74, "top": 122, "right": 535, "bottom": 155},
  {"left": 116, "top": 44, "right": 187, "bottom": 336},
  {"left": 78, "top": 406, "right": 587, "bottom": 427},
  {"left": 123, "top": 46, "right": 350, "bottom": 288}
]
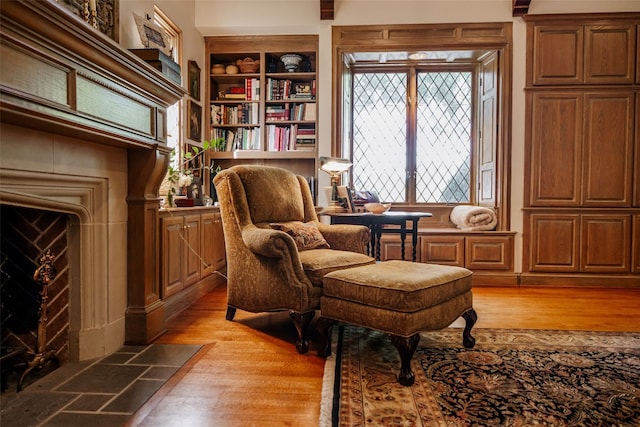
[{"left": 236, "top": 57, "right": 260, "bottom": 73}]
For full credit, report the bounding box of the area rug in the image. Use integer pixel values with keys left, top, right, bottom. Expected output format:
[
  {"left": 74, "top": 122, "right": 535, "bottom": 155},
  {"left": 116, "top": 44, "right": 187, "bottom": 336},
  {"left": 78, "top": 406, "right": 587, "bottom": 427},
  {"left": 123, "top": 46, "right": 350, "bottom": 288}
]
[{"left": 319, "top": 326, "right": 640, "bottom": 427}]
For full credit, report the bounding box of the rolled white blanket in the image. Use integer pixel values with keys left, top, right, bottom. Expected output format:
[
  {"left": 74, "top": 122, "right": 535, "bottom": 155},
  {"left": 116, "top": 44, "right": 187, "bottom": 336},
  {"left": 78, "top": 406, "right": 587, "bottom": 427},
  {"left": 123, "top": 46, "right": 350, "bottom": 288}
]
[{"left": 450, "top": 205, "right": 497, "bottom": 231}]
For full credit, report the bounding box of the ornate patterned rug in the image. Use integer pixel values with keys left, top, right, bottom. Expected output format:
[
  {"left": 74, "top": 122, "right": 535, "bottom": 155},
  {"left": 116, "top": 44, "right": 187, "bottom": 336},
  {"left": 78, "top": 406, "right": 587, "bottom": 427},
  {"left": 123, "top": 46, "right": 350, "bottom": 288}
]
[{"left": 319, "top": 326, "right": 640, "bottom": 427}]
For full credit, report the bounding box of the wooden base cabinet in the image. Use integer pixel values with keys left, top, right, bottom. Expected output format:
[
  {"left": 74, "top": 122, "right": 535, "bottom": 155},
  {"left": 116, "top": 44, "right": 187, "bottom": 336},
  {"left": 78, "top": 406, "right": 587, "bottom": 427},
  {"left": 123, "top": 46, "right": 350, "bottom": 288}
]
[
  {"left": 419, "top": 232, "right": 514, "bottom": 271},
  {"left": 524, "top": 13, "right": 640, "bottom": 287},
  {"left": 161, "top": 214, "right": 201, "bottom": 298},
  {"left": 160, "top": 208, "right": 226, "bottom": 313},
  {"left": 525, "top": 212, "right": 632, "bottom": 274}
]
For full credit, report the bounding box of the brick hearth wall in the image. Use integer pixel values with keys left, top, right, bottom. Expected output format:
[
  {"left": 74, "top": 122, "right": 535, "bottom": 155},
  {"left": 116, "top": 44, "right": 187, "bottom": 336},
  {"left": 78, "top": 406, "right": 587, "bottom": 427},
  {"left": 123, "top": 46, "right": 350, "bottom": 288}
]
[{"left": 0, "top": 206, "right": 70, "bottom": 363}]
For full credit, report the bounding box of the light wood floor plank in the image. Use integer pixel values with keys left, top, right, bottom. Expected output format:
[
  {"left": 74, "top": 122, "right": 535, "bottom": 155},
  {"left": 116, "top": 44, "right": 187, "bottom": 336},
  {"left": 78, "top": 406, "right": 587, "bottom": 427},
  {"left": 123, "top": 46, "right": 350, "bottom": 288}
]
[{"left": 127, "top": 284, "right": 640, "bottom": 426}]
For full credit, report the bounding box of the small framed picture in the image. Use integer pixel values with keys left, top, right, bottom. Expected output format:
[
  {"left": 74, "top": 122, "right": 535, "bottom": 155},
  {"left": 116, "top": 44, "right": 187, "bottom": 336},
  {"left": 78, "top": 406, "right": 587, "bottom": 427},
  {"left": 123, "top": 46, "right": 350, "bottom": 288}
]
[
  {"left": 133, "top": 13, "right": 171, "bottom": 57},
  {"left": 188, "top": 60, "right": 201, "bottom": 101},
  {"left": 187, "top": 100, "right": 202, "bottom": 142},
  {"left": 187, "top": 176, "right": 204, "bottom": 206},
  {"left": 293, "top": 82, "right": 312, "bottom": 96},
  {"left": 336, "top": 186, "right": 354, "bottom": 213}
]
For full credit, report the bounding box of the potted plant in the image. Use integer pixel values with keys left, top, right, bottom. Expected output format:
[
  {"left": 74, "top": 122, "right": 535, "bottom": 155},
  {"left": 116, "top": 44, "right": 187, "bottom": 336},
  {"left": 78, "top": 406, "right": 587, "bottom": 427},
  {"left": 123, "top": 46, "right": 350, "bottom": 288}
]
[{"left": 164, "top": 137, "right": 224, "bottom": 208}]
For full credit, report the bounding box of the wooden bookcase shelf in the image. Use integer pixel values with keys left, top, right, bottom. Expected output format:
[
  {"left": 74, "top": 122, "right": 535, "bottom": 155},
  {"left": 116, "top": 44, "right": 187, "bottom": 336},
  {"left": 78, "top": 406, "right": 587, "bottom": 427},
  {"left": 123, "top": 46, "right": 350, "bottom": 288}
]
[{"left": 205, "top": 35, "right": 319, "bottom": 200}]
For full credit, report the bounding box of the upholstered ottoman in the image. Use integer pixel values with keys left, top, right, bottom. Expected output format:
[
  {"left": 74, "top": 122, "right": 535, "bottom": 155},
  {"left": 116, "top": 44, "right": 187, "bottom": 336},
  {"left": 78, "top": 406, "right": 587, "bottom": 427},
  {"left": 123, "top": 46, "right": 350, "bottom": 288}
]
[{"left": 318, "top": 260, "right": 477, "bottom": 386}]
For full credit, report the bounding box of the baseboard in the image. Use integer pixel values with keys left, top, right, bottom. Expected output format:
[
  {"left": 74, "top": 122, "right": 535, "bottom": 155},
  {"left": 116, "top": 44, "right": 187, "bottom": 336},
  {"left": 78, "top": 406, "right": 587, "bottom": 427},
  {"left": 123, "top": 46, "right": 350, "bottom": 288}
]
[
  {"left": 519, "top": 273, "right": 640, "bottom": 288},
  {"left": 471, "top": 273, "right": 519, "bottom": 287}
]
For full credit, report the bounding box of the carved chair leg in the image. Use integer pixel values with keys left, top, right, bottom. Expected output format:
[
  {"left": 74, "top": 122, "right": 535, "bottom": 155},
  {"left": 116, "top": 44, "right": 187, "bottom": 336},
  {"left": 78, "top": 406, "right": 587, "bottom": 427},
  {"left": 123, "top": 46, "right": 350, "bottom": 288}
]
[
  {"left": 289, "top": 311, "right": 315, "bottom": 354},
  {"left": 388, "top": 333, "right": 420, "bottom": 386},
  {"left": 225, "top": 306, "right": 236, "bottom": 321},
  {"left": 462, "top": 308, "right": 478, "bottom": 348},
  {"left": 316, "top": 317, "right": 335, "bottom": 357}
]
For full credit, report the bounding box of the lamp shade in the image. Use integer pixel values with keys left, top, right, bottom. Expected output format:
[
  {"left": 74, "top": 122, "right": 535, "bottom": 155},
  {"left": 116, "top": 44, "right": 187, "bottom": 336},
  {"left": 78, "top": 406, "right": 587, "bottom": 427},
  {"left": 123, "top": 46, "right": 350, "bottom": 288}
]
[{"left": 319, "top": 156, "right": 352, "bottom": 175}]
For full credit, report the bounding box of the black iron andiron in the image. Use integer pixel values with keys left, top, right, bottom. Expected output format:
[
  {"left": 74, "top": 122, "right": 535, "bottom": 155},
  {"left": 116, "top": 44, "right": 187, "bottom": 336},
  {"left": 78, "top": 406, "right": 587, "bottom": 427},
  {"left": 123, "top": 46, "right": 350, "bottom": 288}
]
[{"left": 17, "top": 250, "right": 60, "bottom": 391}]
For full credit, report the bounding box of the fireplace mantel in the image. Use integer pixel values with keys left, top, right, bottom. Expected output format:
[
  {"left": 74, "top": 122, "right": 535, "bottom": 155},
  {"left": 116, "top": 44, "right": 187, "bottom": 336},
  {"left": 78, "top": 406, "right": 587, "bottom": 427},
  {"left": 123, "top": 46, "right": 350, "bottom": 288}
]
[
  {"left": 1, "top": 0, "right": 186, "bottom": 359},
  {"left": 0, "top": 0, "right": 184, "bottom": 148}
]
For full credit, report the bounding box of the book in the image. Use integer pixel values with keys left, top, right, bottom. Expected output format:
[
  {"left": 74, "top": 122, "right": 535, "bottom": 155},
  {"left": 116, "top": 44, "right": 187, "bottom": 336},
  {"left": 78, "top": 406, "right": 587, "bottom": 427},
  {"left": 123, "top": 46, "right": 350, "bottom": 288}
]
[
  {"left": 223, "top": 93, "right": 246, "bottom": 100},
  {"left": 303, "top": 103, "right": 316, "bottom": 121}
]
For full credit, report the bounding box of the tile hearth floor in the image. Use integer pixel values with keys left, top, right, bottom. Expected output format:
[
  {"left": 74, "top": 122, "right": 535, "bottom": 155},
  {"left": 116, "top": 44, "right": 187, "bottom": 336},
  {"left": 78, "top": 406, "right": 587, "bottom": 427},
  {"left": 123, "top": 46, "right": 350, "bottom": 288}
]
[{"left": 0, "top": 344, "right": 201, "bottom": 427}]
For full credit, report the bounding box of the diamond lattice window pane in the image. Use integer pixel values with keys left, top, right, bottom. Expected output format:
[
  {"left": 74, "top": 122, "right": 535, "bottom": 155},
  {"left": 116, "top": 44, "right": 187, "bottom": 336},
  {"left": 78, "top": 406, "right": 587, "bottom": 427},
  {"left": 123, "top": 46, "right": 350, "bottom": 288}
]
[
  {"left": 416, "top": 72, "right": 472, "bottom": 203},
  {"left": 352, "top": 72, "right": 407, "bottom": 202}
]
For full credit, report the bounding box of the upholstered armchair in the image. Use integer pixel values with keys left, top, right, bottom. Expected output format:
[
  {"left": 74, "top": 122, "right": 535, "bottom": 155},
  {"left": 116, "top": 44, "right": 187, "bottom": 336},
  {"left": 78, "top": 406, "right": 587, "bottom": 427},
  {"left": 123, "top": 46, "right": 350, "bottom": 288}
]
[{"left": 213, "top": 165, "right": 374, "bottom": 353}]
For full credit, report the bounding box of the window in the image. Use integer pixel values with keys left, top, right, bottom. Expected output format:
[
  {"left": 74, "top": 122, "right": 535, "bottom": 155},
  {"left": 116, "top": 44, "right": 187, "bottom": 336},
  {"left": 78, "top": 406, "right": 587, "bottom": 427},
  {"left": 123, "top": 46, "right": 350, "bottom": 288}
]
[
  {"left": 153, "top": 7, "right": 182, "bottom": 156},
  {"left": 333, "top": 23, "right": 512, "bottom": 229},
  {"left": 352, "top": 67, "right": 474, "bottom": 203}
]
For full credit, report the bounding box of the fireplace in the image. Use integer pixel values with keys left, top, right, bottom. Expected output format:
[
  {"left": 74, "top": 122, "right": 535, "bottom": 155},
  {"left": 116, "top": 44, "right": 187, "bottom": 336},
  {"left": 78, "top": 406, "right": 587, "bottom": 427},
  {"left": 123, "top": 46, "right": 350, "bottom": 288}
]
[
  {"left": 0, "top": 124, "right": 129, "bottom": 361},
  {"left": 1, "top": 1, "right": 185, "bottom": 361},
  {"left": 1, "top": 206, "right": 71, "bottom": 365}
]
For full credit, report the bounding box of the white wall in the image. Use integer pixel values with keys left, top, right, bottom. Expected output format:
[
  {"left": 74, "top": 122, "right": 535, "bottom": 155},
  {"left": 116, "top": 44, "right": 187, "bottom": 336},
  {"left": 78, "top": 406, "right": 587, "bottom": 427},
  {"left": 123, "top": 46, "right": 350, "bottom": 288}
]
[
  {"left": 120, "top": 0, "right": 204, "bottom": 144},
  {"left": 120, "top": 0, "right": 640, "bottom": 273}
]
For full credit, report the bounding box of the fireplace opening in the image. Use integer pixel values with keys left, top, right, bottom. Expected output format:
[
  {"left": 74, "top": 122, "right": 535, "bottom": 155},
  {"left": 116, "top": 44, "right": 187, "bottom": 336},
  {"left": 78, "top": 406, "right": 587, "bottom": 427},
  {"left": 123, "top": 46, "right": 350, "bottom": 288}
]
[{"left": 1, "top": 205, "right": 70, "bottom": 391}]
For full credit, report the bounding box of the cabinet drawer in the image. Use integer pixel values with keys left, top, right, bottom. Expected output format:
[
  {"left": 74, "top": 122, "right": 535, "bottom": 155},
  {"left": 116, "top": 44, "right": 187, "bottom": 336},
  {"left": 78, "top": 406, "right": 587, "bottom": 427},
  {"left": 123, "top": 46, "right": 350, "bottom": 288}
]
[
  {"left": 420, "top": 236, "right": 464, "bottom": 267},
  {"left": 465, "top": 236, "right": 513, "bottom": 270}
]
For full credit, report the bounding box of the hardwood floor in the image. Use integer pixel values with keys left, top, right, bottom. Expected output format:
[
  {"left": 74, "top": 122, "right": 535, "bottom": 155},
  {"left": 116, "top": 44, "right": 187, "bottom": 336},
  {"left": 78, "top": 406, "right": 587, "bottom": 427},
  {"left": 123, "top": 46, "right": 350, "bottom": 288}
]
[{"left": 127, "top": 285, "right": 640, "bottom": 426}]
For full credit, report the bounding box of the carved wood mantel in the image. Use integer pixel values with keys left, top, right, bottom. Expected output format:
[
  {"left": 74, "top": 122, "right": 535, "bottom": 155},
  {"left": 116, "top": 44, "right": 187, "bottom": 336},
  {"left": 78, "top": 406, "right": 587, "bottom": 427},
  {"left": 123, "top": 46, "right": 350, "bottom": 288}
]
[{"left": 1, "top": 0, "right": 186, "bottom": 346}]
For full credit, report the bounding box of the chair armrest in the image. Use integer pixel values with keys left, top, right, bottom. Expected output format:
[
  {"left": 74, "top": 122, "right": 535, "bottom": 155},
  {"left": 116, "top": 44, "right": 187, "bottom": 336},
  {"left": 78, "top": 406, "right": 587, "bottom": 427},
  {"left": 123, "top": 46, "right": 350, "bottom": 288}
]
[
  {"left": 241, "top": 226, "right": 298, "bottom": 258},
  {"left": 317, "top": 223, "right": 370, "bottom": 254}
]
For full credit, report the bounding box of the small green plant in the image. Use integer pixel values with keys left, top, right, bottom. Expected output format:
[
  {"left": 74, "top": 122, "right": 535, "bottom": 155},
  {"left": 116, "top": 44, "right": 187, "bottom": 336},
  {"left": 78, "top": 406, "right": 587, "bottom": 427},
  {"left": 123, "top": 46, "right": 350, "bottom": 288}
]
[{"left": 165, "top": 137, "right": 224, "bottom": 207}]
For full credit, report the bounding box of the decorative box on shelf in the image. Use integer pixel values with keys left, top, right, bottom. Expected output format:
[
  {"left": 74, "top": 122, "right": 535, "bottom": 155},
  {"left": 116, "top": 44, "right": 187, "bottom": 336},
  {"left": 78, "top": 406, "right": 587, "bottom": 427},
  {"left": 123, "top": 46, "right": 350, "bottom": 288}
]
[
  {"left": 129, "top": 48, "right": 181, "bottom": 85},
  {"left": 174, "top": 197, "right": 194, "bottom": 207}
]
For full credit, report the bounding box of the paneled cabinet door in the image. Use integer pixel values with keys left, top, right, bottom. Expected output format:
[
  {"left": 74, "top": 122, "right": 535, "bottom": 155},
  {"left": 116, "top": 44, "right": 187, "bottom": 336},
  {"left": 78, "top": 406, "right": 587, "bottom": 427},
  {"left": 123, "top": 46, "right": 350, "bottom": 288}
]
[
  {"left": 526, "top": 213, "right": 580, "bottom": 273},
  {"left": 465, "top": 236, "right": 513, "bottom": 271},
  {"left": 162, "top": 216, "right": 186, "bottom": 298},
  {"left": 200, "top": 213, "right": 217, "bottom": 277},
  {"left": 585, "top": 24, "right": 636, "bottom": 84},
  {"left": 201, "top": 212, "right": 226, "bottom": 276},
  {"left": 532, "top": 25, "right": 583, "bottom": 85},
  {"left": 581, "top": 214, "right": 631, "bottom": 273},
  {"left": 378, "top": 236, "right": 415, "bottom": 262},
  {"left": 528, "top": 92, "right": 582, "bottom": 206},
  {"left": 633, "top": 215, "right": 640, "bottom": 273},
  {"left": 582, "top": 92, "right": 634, "bottom": 207},
  {"left": 531, "top": 23, "right": 636, "bottom": 85},
  {"left": 420, "top": 236, "right": 465, "bottom": 267},
  {"left": 183, "top": 214, "right": 202, "bottom": 287}
]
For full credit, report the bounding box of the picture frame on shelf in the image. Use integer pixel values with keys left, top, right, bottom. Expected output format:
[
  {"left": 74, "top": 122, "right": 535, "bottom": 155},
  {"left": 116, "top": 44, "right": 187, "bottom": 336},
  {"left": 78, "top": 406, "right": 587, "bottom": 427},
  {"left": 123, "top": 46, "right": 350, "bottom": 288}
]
[
  {"left": 187, "top": 176, "right": 204, "bottom": 206},
  {"left": 336, "top": 186, "right": 354, "bottom": 213},
  {"left": 132, "top": 13, "right": 171, "bottom": 57},
  {"left": 292, "top": 82, "right": 312, "bottom": 97},
  {"left": 187, "top": 100, "right": 202, "bottom": 142},
  {"left": 188, "top": 60, "right": 200, "bottom": 101}
]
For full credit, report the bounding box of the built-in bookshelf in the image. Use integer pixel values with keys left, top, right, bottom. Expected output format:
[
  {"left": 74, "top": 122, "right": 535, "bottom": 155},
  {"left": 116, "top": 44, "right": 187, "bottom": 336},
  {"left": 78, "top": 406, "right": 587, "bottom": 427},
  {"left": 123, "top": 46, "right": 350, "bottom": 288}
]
[{"left": 204, "top": 35, "right": 319, "bottom": 200}]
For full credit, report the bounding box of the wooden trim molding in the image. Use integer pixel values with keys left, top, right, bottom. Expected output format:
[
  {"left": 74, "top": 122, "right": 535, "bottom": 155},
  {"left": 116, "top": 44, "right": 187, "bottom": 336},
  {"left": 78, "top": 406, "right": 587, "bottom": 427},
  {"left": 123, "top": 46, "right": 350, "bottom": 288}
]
[
  {"left": 513, "top": 0, "right": 531, "bottom": 17},
  {"left": 320, "top": 0, "right": 334, "bottom": 20}
]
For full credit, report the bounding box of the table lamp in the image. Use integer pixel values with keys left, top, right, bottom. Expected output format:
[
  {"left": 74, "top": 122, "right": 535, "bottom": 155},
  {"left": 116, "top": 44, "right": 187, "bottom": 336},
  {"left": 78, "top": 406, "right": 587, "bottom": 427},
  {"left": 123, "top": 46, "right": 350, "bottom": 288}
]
[{"left": 319, "top": 156, "right": 352, "bottom": 212}]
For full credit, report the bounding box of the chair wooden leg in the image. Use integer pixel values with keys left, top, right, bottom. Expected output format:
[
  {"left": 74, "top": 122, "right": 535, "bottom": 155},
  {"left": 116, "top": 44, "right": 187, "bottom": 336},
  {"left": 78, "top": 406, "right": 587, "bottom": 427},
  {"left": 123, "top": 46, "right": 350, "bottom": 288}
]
[
  {"left": 225, "top": 306, "right": 236, "bottom": 321},
  {"left": 389, "top": 333, "right": 420, "bottom": 386},
  {"left": 462, "top": 308, "right": 477, "bottom": 348},
  {"left": 289, "top": 311, "right": 315, "bottom": 354},
  {"left": 316, "top": 317, "right": 335, "bottom": 357}
]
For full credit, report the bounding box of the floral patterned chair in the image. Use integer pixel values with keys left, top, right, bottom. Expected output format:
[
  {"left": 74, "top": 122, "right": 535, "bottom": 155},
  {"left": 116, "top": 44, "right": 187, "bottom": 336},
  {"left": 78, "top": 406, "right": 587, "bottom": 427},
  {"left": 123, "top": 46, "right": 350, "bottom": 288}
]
[{"left": 213, "top": 165, "right": 374, "bottom": 353}]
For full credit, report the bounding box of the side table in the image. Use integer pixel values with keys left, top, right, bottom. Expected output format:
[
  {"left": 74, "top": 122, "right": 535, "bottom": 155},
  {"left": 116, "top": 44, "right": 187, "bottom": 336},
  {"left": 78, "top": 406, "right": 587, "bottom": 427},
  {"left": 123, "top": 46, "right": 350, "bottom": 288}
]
[{"left": 325, "top": 211, "right": 432, "bottom": 261}]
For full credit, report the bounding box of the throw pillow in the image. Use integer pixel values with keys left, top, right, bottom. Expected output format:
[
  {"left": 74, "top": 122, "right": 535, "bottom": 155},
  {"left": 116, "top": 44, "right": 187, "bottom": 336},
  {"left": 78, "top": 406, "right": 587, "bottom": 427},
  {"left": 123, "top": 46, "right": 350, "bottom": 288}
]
[{"left": 270, "top": 221, "right": 330, "bottom": 251}]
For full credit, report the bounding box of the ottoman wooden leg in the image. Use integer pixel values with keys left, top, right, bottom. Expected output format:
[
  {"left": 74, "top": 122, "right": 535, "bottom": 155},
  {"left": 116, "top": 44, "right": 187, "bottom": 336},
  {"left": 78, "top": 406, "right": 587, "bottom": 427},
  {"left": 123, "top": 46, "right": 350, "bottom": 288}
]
[
  {"left": 462, "top": 308, "right": 478, "bottom": 348},
  {"left": 316, "top": 317, "right": 335, "bottom": 357},
  {"left": 389, "top": 333, "right": 420, "bottom": 386}
]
